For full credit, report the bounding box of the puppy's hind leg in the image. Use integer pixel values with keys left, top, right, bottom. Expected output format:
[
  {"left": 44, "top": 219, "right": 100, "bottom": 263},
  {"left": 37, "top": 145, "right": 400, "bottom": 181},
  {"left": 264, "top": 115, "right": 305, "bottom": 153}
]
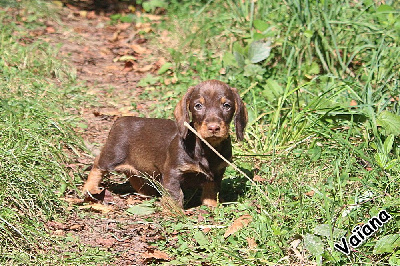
[
  {"left": 201, "top": 182, "right": 219, "bottom": 207},
  {"left": 83, "top": 121, "right": 129, "bottom": 196},
  {"left": 128, "top": 174, "right": 160, "bottom": 196},
  {"left": 82, "top": 156, "right": 106, "bottom": 196}
]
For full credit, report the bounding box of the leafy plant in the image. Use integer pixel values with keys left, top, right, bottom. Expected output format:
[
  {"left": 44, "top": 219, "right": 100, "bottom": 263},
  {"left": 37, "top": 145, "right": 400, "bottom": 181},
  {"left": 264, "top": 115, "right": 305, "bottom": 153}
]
[
  {"left": 137, "top": 0, "right": 168, "bottom": 13},
  {"left": 374, "top": 134, "right": 399, "bottom": 171},
  {"left": 0, "top": 2, "right": 103, "bottom": 263},
  {"left": 374, "top": 234, "right": 400, "bottom": 254},
  {"left": 110, "top": 13, "right": 136, "bottom": 23},
  {"left": 145, "top": 0, "right": 400, "bottom": 265}
]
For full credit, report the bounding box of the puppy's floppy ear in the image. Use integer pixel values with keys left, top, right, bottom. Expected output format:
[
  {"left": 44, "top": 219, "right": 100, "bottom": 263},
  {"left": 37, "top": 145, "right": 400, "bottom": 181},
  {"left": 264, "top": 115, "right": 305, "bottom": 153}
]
[
  {"left": 174, "top": 86, "right": 195, "bottom": 138},
  {"left": 231, "top": 87, "right": 248, "bottom": 141}
]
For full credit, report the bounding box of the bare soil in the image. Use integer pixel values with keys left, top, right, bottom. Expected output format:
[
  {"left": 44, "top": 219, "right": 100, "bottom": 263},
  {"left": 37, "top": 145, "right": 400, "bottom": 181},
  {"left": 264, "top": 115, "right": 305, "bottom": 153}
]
[{"left": 38, "top": 2, "right": 182, "bottom": 264}]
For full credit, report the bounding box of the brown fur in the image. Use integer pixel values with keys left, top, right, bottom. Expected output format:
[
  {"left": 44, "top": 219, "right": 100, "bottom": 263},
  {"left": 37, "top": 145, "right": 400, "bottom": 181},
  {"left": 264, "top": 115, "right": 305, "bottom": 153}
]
[{"left": 82, "top": 80, "right": 248, "bottom": 208}]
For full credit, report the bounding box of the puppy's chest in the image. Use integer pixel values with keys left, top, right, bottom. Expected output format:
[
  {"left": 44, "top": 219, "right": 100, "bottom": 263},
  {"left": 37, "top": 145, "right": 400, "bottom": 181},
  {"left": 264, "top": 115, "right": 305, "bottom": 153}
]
[
  {"left": 200, "top": 151, "right": 227, "bottom": 169},
  {"left": 178, "top": 135, "right": 232, "bottom": 181},
  {"left": 180, "top": 156, "right": 228, "bottom": 188},
  {"left": 193, "top": 145, "right": 230, "bottom": 178}
]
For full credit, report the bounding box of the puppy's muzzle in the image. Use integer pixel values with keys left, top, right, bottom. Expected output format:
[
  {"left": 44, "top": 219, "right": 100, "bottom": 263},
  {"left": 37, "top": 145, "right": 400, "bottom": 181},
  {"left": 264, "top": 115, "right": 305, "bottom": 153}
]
[{"left": 207, "top": 122, "right": 221, "bottom": 135}]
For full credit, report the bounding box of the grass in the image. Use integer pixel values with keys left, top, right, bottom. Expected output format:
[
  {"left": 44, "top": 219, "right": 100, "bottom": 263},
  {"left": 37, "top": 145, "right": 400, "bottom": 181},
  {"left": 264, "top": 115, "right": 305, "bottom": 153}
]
[
  {"left": 0, "top": 1, "right": 108, "bottom": 264},
  {"left": 139, "top": 0, "right": 400, "bottom": 264},
  {"left": 0, "top": 0, "right": 398, "bottom": 264}
]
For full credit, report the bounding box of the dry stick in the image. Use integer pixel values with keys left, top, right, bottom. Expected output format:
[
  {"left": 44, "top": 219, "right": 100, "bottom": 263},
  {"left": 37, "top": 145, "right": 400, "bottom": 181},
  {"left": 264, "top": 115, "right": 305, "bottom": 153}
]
[
  {"left": 183, "top": 122, "right": 276, "bottom": 212},
  {"left": 284, "top": 134, "right": 316, "bottom": 153},
  {"left": 184, "top": 121, "right": 255, "bottom": 186},
  {"left": 0, "top": 215, "right": 26, "bottom": 239}
]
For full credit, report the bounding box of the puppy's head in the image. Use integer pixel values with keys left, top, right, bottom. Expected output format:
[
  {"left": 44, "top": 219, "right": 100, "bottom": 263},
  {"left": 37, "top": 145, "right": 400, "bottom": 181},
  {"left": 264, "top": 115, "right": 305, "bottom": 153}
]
[{"left": 174, "top": 80, "right": 248, "bottom": 146}]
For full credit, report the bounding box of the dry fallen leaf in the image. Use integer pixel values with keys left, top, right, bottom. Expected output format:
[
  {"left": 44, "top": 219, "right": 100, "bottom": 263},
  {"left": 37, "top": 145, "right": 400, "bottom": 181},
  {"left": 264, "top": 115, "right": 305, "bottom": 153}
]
[
  {"left": 93, "top": 109, "right": 121, "bottom": 117},
  {"left": 52, "top": 0, "right": 63, "bottom": 8},
  {"left": 253, "top": 175, "right": 266, "bottom": 182},
  {"left": 350, "top": 99, "right": 357, "bottom": 107},
  {"left": 69, "top": 224, "right": 84, "bottom": 231},
  {"left": 131, "top": 43, "right": 150, "bottom": 54},
  {"left": 305, "top": 190, "right": 315, "bottom": 197},
  {"left": 224, "top": 214, "right": 252, "bottom": 238},
  {"left": 136, "top": 22, "right": 151, "bottom": 30},
  {"left": 142, "top": 14, "right": 163, "bottom": 21},
  {"left": 133, "top": 64, "right": 153, "bottom": 73},
  {"left": 87, "top": 11, "right": 96, "bottom": 20},
  {"left": 290, "top": 239, "right": 304, "bottom": 262},
  {"left": 155, "top": 57, "right": 167, "bottom": 67},
  {"left": 143, "top": 248, "right": 170, "bottom": 262},
  {"left": 105, "top": 65, "right": 120, "bottom": 72},
  {"left": 79, "top": 10, "right": 87, "bottom": 18},
  {"left": 202, "top": 227, "right": 211, "bottom": 233},
  {"left": 126, "top": 197, "right": 144, "bottom": 206},
  {"left": 110, "top": 30, "right": 121, "bottom": 42},
  {"left": 46, "top": 26, "right": 56, "bottom": 34},
  {"left": 128, "top": 5, "right": 136, "bottom": 12},
  {"left": 79, "top": 203, "right": 113, "bottom": 214},
  {"left": 63, "top": 197, "right": 84, "bottom": 205},
  {"left": 390, "top": 96, "right": 399, "bottom": 102},
  {"left": 247, "top": 237, "right": 258, "bottom": 249},
  {"left": 53, "top": 229, "right": 65, "bottom": 236},
  {"left": 291, "top": 238, "right": 301, "bottom": 249},
  {"left": 46, "top": 221, "right": 67, "bottom": 230},
  {"left": 102, "top": 189, "right": 114, "bottom": 203},
  {"left": 96, "top": 237, "right": 116, "bottom": 247},
  {"left": 124, "top": 61, "right": 134, "bottom": 71},
  {"left": 65, "top": 3, "right": 79, "bottom": 10}
]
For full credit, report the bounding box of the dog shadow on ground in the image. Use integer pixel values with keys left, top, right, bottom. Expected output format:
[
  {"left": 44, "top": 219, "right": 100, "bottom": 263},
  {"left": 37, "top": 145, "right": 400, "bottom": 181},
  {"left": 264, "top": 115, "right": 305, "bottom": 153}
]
[{"left": 104, "top": 167, "right": 253, "bottom": 209}]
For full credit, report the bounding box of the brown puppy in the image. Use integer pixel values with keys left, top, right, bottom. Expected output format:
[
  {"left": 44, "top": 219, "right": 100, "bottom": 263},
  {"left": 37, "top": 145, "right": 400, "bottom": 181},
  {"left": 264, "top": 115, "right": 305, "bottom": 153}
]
[{"left": 82, "top": 80, "right": 247, "bottom": 208}]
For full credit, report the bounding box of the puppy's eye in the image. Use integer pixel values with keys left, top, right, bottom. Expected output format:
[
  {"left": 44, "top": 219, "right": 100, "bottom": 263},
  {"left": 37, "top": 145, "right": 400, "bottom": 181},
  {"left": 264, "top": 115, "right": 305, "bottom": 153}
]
[
  {"left": 194, "top": 103, "right": 203, "bottom": 111},
  {"left": 222, "top": 103, "right": 231, "bottom": 110}
]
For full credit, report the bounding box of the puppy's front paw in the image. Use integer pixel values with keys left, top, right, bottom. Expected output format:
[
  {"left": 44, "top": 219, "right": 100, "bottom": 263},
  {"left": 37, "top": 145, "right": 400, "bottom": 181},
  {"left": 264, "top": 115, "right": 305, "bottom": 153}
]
[
  {"left": 202, "top": 198, "right": 219, "bottom": 207},
  {"left": 82, "top": 183, "right": 104, "bottom": 198}
]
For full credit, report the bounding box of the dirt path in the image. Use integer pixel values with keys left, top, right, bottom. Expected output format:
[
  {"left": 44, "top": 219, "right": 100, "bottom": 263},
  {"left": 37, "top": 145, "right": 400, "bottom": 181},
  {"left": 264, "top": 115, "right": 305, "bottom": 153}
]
[{"left": 41, "top": 3, "right": 174, "bottom": 264}]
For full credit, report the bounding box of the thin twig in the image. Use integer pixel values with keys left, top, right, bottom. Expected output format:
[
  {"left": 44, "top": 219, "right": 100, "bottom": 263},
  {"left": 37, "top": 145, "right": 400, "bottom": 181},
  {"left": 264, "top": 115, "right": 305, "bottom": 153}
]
[
  {"left": 184, "top": 122, "right": 276, "bottom": 212},
  {"left": 184, "top": 122, "right": 255, "bottom": 186},
  {"left": 112, "top": 234, "right": 130, "bottom": 242},
  {"left": 284, "top": 134, "right": 316, "bottom": 152},
  {"left": 0, "top": 215, "right": 27, "bottom": 239}
]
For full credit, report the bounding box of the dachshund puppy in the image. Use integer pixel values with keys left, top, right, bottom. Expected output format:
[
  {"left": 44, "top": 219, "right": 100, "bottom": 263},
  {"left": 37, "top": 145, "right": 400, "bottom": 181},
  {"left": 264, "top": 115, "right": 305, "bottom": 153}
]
[{"left": 82, "top": 80, "right": 247, "bottom": 208}]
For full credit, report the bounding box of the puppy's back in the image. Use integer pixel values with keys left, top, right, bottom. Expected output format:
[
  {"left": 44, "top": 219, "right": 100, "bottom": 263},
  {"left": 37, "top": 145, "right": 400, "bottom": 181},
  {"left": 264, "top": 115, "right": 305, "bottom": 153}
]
[{"left": 97, "top": 116, "right": 178, "bottom": 174}]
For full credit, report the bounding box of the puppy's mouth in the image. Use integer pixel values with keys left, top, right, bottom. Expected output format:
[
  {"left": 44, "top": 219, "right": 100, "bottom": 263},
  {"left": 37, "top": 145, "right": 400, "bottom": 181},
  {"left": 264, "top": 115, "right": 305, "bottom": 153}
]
[
  {"left": 205, "top": 134, "right": 223, "bottom": 140},
  {"left": 195, "top": 122, "right": 229, "bottom": 145}
]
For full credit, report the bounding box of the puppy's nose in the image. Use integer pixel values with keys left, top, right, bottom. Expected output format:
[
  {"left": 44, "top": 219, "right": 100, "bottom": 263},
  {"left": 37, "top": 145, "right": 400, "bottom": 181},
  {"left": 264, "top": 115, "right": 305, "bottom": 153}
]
[{"left": 208, "top": 123, "right": 220, "bottom": 134}]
